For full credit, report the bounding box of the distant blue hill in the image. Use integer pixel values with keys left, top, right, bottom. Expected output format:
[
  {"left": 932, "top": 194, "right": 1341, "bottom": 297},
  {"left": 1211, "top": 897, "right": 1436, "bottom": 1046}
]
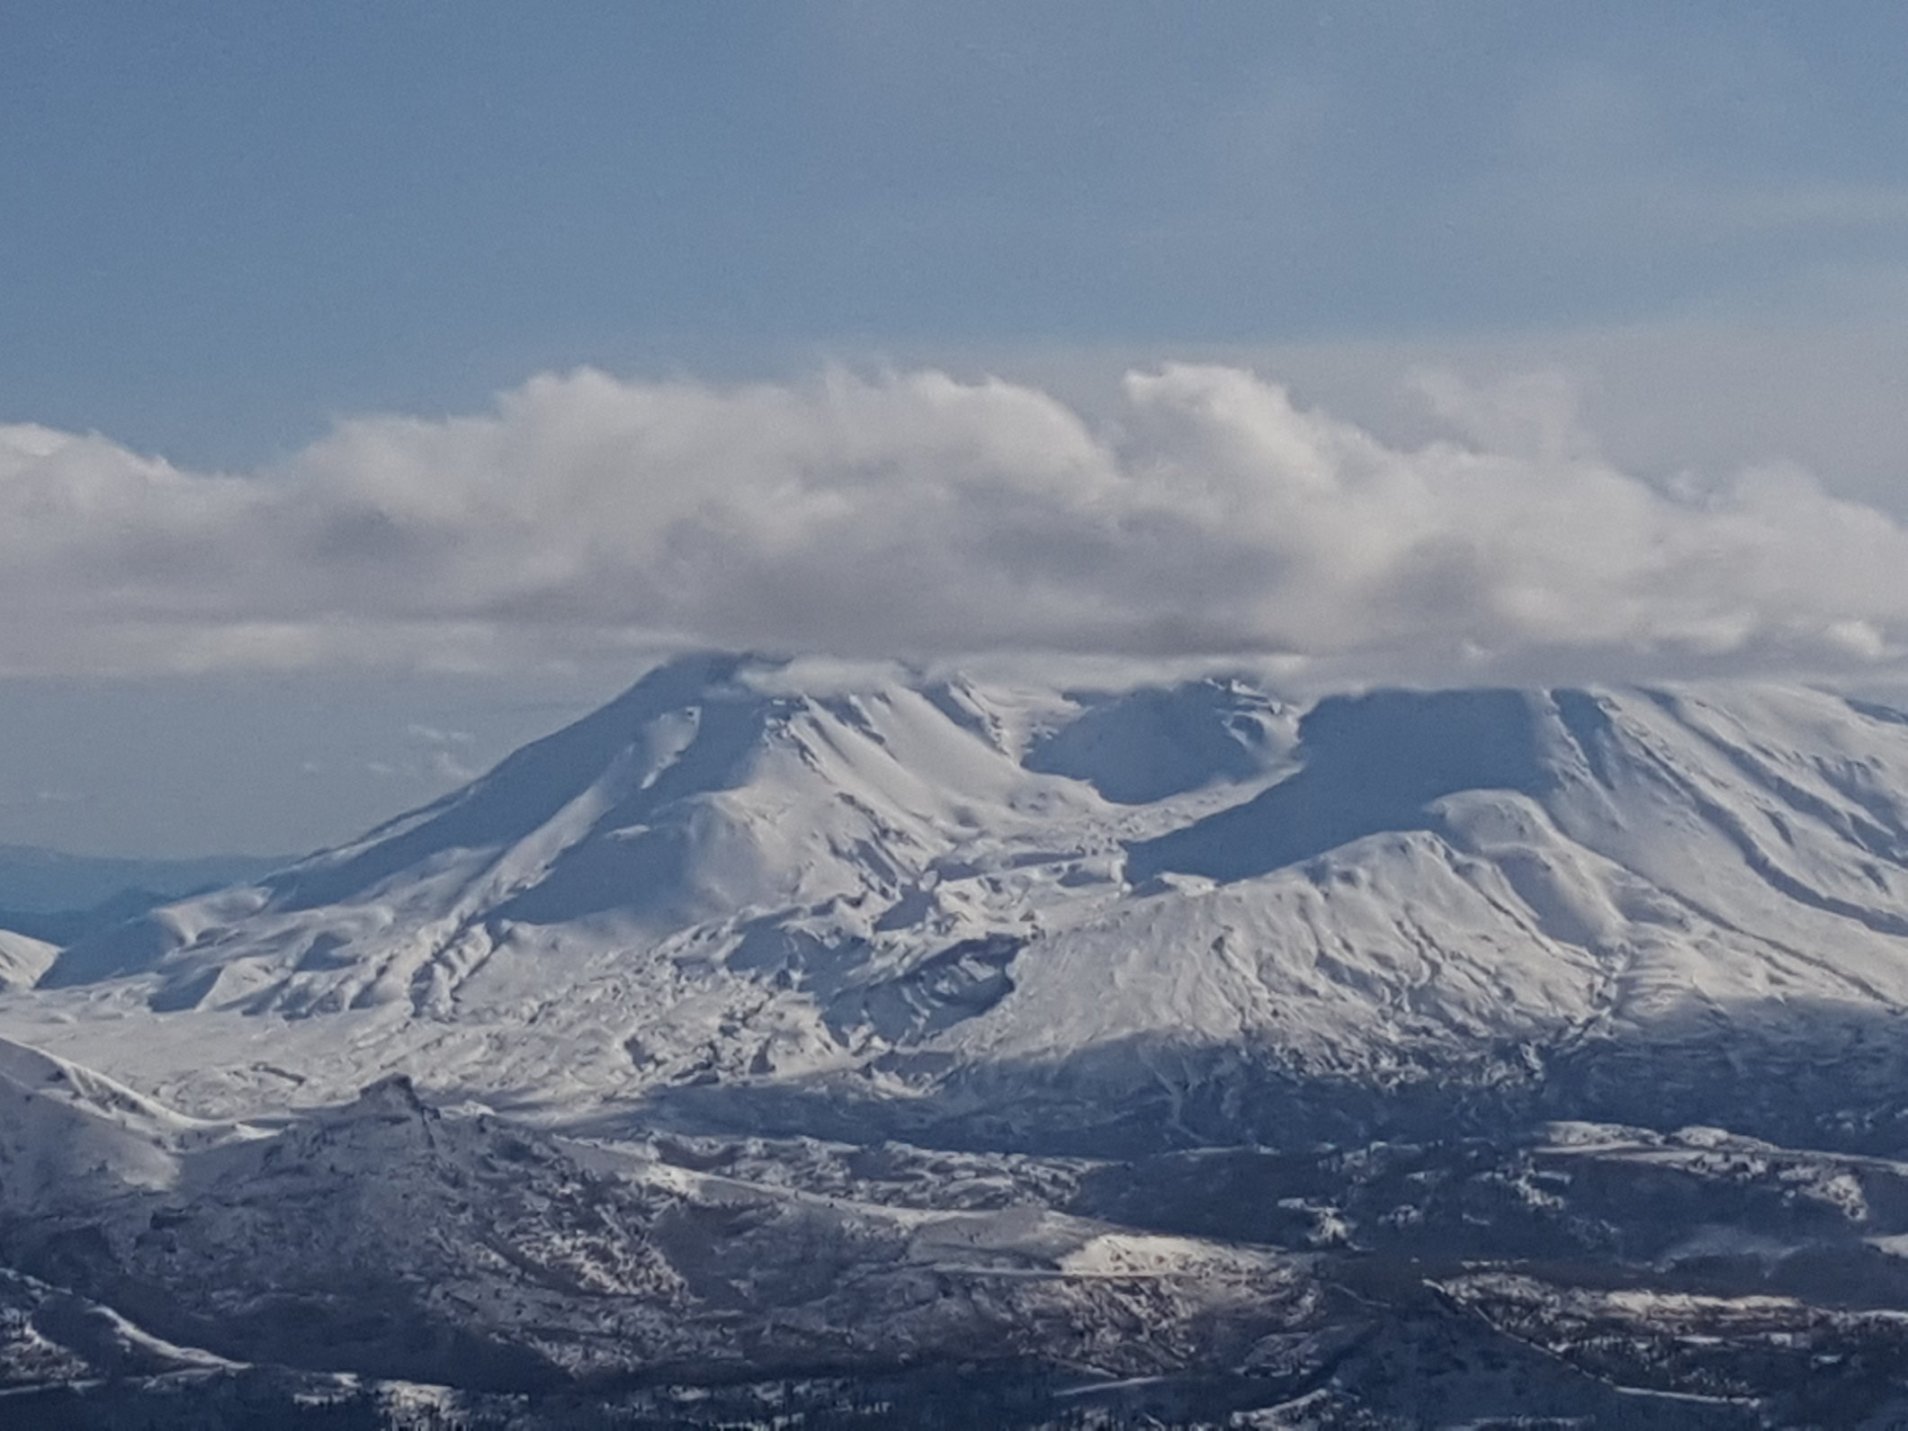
[{"left": 0, "top": 845, "right": 285, "bottom": 945}]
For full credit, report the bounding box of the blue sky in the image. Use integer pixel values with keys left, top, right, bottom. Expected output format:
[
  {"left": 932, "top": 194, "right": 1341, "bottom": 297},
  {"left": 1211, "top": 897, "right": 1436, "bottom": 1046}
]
[
  {"left": 7, "top": 3, "right": 1908, "bottom": 857},
  {"left": 9, "top": 2, "right": 1908, "bottom": 466}
]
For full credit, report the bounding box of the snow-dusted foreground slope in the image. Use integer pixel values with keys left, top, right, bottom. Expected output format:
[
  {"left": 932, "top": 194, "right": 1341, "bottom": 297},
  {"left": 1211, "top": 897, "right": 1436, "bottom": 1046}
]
[
  {"left": 8, "top": 654, "right": 1908, "bottom": 1420},
  {"left": 0, "top": 1062, "right": 1309, "bottom": 1386},
  {"left": 5, "top": 1045, "right": 1908, "bottom": 1424}
]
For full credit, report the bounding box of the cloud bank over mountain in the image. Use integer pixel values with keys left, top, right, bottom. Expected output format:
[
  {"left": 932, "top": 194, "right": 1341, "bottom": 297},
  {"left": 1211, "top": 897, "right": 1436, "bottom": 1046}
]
[{"left": 2, "top": 364, "right": 1902, "bottom": 680}]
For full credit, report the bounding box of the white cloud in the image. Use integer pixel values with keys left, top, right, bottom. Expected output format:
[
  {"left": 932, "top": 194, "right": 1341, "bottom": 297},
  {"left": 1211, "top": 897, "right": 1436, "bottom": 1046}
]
[{"left": 4, "top": 363, "right": 1908, "bottom": 683}]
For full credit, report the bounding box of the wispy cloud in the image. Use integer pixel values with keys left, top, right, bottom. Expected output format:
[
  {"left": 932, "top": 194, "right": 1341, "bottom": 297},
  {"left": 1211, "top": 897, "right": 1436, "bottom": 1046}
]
[{"left": 2, "top": 364, "right": 1906, "bottom": 683}]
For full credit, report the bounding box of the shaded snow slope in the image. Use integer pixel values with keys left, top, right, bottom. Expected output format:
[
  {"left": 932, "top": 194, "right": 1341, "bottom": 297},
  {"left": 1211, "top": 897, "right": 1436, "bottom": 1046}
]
[
  {"left": 11, "top": 657, "right": 1908, "bottom": 1153},
  {"left": 0, "top": 1035, "right": 249, "bottom": 1214},
  {"left": 1021, "top": 675, "right": 1292, "bottom": 803}
]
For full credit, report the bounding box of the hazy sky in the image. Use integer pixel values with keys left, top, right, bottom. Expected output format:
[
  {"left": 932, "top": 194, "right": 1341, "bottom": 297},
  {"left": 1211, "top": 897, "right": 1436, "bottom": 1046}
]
[{"left": 6, "top": 2, "right": 1908, "bottom": 856}]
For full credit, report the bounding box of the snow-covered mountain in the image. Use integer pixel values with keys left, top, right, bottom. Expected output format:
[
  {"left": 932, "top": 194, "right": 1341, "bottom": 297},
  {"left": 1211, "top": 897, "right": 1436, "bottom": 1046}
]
[
  {"left": 15, "top": 653, "right": 1908, "bottom": 1152},
  {"left": 9, "top": 653, "right": 1908, "bottom": 1421}
]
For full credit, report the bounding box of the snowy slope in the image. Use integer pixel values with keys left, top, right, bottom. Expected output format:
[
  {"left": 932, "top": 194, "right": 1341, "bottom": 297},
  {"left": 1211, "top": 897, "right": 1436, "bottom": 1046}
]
[
  {"left": 0, "top": 932, "right": 53, "bottom": 991},
  {"left": 9, "top": 657, "right": 1908, "bottom": 1155}
]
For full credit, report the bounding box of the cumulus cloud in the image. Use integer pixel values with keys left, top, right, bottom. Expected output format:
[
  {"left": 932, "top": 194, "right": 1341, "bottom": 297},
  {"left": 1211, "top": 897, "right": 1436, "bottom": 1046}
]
[{"left": 2, "top": 364, "right": 1906, "bottom": 682}]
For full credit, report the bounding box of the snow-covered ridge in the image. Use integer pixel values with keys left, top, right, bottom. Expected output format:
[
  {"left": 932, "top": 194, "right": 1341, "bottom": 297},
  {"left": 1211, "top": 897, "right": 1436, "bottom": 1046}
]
[{"left": 5, "top": 655, "right": 1908, "bottom": 1155}]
